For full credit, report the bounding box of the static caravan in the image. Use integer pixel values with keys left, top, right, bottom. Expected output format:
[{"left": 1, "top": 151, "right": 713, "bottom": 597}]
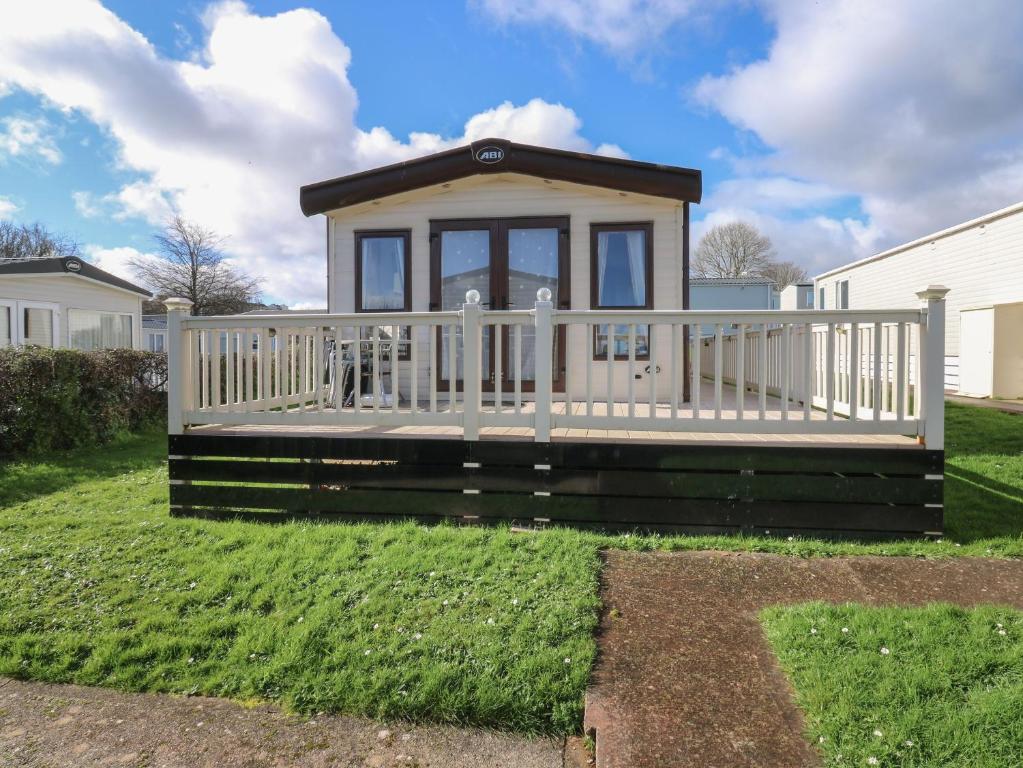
[
  {"left": 815, "top": 201, "right": 1023, "bottom": 394},
  {"left": 779, "top": 283, "right": 814, "bottom": 311},
  {"left": 0, "top": 256, "right": 150, "bottom": 350},
  {"left": 163, "top": 140, "right": 950, "bottom": 538},
  {"left": 143, "top": 315, "right": 168, "bottom": 352},
  {"left": 307, "top": 138, "right": 701, "bottom": 404},
  {"left": 691, "top": 278, "right": 779, "bottom": 313}
]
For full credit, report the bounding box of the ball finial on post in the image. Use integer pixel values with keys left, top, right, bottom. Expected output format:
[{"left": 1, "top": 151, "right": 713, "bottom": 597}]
[
  {"left": 465, "top": 289, "right": 481, "bottom": 305},
  {"left": 536, "top": 287, "right": 552, "bottom": 302}
]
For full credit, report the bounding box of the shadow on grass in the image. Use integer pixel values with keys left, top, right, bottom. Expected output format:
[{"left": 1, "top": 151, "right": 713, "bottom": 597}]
[
  {"left": 944, "top": 465, "right": 1023, "bottom": 542},
  {"left": 0, "top": 429, "right": 166, "bottom": 508}
]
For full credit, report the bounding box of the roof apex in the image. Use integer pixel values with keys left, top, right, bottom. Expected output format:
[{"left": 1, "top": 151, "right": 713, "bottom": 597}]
[{"left": 300, "top": 138, "right": 701, "bottom": 216}]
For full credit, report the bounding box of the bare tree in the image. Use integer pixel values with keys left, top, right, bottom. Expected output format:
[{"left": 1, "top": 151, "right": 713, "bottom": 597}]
[
  {"left": 760, "top": 260, "right": 809, "bottom": 290},
  {"left": 0, "top": 221, "right": 80, "bottom": 261},
  {"left": 132, "top": 216, "right": 262, "bottom": 315},
  {"left": 693, "top": 221, "right": 775, "bottom": 279}
]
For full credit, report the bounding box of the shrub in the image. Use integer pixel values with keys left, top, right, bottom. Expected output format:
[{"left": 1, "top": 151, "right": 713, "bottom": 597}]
[{"left": 0, "top": 347, "right": 167, "bottom": 456}]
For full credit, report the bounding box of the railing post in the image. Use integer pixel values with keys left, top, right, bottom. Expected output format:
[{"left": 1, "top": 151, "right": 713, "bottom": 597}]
[
  {"left": 534, "top": 288, "right": 554, "bottom": 442},
  {"left": 164, "top": 297, "right": 194, "bottom": 435},
  {"left": 916, "top": 285, "right": 950, "bottom": 450},
  {"left": 462, "top": 290, "right": 482, "bottom": 441}
]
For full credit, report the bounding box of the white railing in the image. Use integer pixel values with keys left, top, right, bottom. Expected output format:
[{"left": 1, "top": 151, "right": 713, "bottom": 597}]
[{"left": 164, "top": 285, "right": 949, "bottom": 448}]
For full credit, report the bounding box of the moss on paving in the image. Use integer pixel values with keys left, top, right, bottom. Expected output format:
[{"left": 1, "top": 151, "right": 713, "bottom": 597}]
[{"left": 761, "top": 603, "right": 1023, "bottom": 767}]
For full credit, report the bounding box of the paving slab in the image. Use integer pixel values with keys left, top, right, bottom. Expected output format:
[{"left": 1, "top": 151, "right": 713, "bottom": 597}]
[
  {"left": 0, "top": 678, "right": 564, "bottom": 768},
  {"left": 584, "top": 551, "right": 1023, "bottom": 768}
]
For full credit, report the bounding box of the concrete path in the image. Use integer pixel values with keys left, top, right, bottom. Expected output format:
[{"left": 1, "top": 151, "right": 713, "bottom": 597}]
[
  {"left": 0, "top": 678, "right": 568, "bottom": 768},
  {"left": 946, "top": 393, "right": 1023, "bottom": 414},
  {"left": 584, "top": 551, "right": 1023, "bottom": 768}
]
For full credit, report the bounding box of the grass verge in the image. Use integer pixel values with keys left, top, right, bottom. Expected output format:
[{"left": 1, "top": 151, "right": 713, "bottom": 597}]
[
  {"left": 0, "top": 431, "right": 599, "bottom": 734},
  {"left": 761, "top": 602, "right": 1023, "bottom": 766}
]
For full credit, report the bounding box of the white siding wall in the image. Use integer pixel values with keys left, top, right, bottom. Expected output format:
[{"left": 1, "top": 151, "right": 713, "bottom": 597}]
[
  {"left": 327, "top": 173, "right": 684, "bottom": 401},
  {"left": 0, "top": 275, "right": 143, "bottom": 349},
  {"left": 815, "top": 204, "right": 1023, "bottom": 390}
]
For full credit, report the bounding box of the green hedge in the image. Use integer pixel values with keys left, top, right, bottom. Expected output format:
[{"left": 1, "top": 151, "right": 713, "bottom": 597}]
[{"left": 0, "top": 347, "right": 167, "bottom": 456}]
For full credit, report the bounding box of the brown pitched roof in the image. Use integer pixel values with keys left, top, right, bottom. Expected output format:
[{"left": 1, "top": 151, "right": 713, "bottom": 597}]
[{"left": 299, "top": 138, "right": 702, "bottom": 216}]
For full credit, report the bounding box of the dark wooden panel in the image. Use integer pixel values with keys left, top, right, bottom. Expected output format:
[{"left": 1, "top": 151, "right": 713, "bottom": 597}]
[
  {"left": 171, "top": 483, "right": 941, "bottom": 533},
  {"left": 170, "top": 459, "right": 941, "bottom": 505},
  {"left": 168, "top": 435, "right": 944, "bottom": 536},
  {"left": 170, "top": 434, "right": 469, "bottom": 464},
  {"left": 548, "top": 442, "right": 942, "bottom": 476}
]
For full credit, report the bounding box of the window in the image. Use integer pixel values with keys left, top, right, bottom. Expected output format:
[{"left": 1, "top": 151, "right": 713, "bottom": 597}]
[
  {"left": 590, "top": 222, "right": 653, "bottom": 359},
  {"left": 837, "top": 279, "right": 849, "bottom": 310},
  {"left": 23, "top": 306, "right": 55, "bottom": 347},
  {"left": 0, "top": 302, "right": 11, "bottom": 348},
  {"left": 69, "top": 310, "right": 133, "bottom": 350},
  {"left": 805, "top": 288, "right": 814, "bottom": 308},
  {"left": 819, "top": 286, "right": 825, "bottom": 310},
  {"left": 146, "top": 332, "right": 165, "bottom": 352},
  {"left": 355, "top": 230, "right": 412, "bottom": 359}
]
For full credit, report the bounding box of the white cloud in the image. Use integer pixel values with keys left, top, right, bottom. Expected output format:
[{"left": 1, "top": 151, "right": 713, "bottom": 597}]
[
  {"left": 0, "top": 1, "right": 619, "bottom": 305},
  {"left": 475, "top": 0, "right": 703, "bottom": 56},
  {"left": 704, "top": 176, "right": 845, "bottom": 215},
  {"left": 84, "top": 244, "right": 159, "bottom": 286},
  {"left": 72, "top": 191, "right": 102, "bottom": 218},
  {"left": 693, "top": 204, "right": 882, "bottom": 277},
  {"left": 0, "top": 116, "right": 61, "bottom": 164},
  {"left": 0, "top": 196, "right": 18, "bottom": 218},
  {"left": 695, "top": 0, "right": 1023, "bottom": 270}
]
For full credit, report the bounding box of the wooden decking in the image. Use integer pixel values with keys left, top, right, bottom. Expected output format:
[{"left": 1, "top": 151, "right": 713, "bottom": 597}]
[{"left": 185, "top": 380, "right": 922, "bottom": 448}]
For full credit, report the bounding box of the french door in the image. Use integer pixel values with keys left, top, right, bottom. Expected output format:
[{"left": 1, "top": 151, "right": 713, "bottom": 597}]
[{"left": 430, "top": 216, "right": 569, "bottom": 393}]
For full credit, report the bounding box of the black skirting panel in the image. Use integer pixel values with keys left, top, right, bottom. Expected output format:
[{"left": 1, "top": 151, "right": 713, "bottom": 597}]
[{"left": 168, "top": 434, "right": 944, "bottom": 537}]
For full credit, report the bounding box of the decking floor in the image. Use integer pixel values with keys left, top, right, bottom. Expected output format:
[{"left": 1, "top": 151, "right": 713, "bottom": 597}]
[{"left": 187, "top": 381, "right": 922, "bottom": 449}]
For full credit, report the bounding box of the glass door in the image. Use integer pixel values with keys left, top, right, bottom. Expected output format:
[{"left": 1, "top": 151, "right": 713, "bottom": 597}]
[
  {"left": 503, "top": 221, "right": 565, "bottom": 391},
  {"left": 431, "top": 217, "right": 568, "bottom": 393},
  {"left": 433, "top": 224, "right": 494, "bottom": 387}
]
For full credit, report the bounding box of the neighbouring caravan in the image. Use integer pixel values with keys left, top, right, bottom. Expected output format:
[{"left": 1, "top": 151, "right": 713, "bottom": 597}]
[
  {"left": 0, "top": 256, "right": 150, "bottom": 350},
  {"left": 815, "top": 201, "right": 1023, "bottom": 394},
  {"left": 690, "top": 277, "right": 779, "bottom": 312},
  {"left": 779, "top": 282, "right": 814, "bottom": 310}
]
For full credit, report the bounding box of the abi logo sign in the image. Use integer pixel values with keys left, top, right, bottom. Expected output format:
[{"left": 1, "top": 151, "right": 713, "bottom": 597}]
[{"left": 474, "top": 145, "right": 504, "bottom": 164}]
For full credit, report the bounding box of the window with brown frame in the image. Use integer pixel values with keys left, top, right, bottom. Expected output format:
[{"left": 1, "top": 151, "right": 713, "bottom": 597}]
[
  {"left": 589, "top": 222, "right": 653, "bottom": 360},
  {"left": 354, "top": 229, "right": 412, "bottom": 360}
]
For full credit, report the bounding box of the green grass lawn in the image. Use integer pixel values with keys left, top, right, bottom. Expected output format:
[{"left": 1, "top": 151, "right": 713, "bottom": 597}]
[
  {"left": 761, "top": 603, "right": 1023, "bottom": 767},
  {"left": 0, "top": 401, "right": 1020, "bottom": 735},
  {"left": 0, "top": 432, "right": 600, "bottom": 734}
]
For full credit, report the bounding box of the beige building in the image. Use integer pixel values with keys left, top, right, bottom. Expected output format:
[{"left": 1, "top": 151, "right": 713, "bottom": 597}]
[
  {"left": 306, "top": 138, "right": 701, "bottom": 401},
  {"left": 815, "top": 201, "right": 1023, "bottom": 397},
  {"left": 0, "top": 256, "right": 150, "bottom": 350}
]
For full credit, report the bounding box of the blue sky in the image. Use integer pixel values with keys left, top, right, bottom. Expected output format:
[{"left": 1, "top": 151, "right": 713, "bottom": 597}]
[{"left": 2, "top": 1, "right": 1022, "bottom": 306}]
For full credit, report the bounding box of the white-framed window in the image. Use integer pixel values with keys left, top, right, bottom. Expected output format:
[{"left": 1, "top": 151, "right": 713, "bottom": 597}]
[
  {"left": 145, "top": 331, "right": 166, "bottom": 352},
  {"left": 818, "top": 286, "right": 825, "bottom": 310},
  {"left": 836, "top": 279, "right": 849, "bottom": 310},
  {"left": 69, "top": 309, "right": 133, "bottom": 350},
  {"left": 0, "top": 300, "right": 61, "bottom": 347},
  {"left": 0, "top": 299, "right": 13, "bottom": 348}
]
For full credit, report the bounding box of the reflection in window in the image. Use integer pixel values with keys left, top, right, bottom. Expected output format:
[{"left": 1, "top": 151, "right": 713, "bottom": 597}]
[
  {"left": 595, "top": 324, "right": 650, "bottom": 359},
  {"left": 440, "top": 229, "right": 491, "bottom": 380},
  {"left": 596, "top": 230, "right": 647, "bottom": 307},
  {"left": 359, "top": 234, "right": 408, "bottom": 311},
  {"left": 0, "top": 305, "right": 10, "bottom": 347},
  {"left": 23, "top": 307, "right": 54, "bottom": 347},
  {"left": 69, "top": 310, "right": 132, "bottom": 350},
  {"left": 592, "top": 224, "right": 651, "bottom": 359}
]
